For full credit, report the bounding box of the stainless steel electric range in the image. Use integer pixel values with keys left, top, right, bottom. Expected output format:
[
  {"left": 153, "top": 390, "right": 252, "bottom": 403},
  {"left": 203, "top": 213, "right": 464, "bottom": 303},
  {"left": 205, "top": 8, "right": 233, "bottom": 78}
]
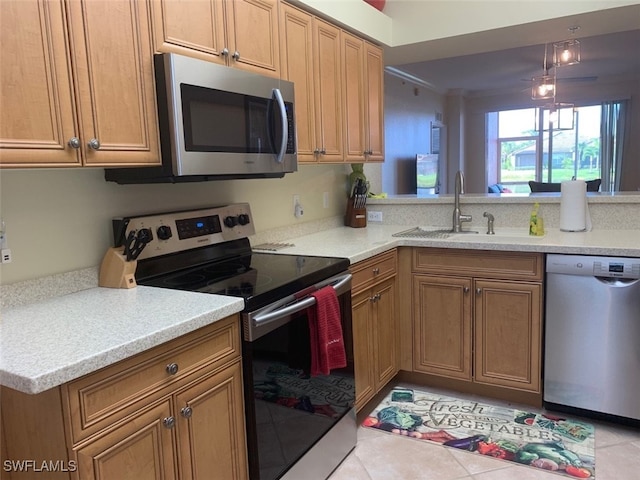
[{"left": 112, "top": 203, "right": 356, "bottom": 480}]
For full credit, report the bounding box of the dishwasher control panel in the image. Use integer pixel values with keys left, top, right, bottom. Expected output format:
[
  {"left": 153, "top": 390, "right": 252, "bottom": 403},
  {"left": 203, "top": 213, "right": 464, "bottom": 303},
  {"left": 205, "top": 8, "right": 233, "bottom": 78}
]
[{"left": 547, "top": 254, "right": 640, "bottom": 279}]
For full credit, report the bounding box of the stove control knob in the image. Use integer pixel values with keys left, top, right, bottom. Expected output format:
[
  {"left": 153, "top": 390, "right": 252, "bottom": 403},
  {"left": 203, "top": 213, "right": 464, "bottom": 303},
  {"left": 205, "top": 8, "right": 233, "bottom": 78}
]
[
  {"left": 238, "top": 214, "right": 250, "bottom": 226},
  {"left": 157, "top": 225, "right": 173, "bottom": 241},
  {"left": 137, "top": 228, "right": 153, "bottom": 243},
  {"left": 224, "top": 216, "right": 238, "bottom": 228}
]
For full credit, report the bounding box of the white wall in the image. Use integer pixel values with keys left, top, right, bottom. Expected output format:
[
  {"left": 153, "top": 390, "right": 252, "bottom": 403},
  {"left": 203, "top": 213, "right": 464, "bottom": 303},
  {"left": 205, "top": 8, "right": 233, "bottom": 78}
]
[
  {"left": 379, "top": 73, "right": 444, "bottom": 195},
  {"left": 0, "top": 165, "right": 350, "bottom": 284}
]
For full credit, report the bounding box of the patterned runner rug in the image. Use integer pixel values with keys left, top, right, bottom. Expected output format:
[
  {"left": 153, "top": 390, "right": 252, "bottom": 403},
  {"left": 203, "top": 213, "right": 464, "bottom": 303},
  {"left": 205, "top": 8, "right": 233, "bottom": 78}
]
[{"left": 363, "top": 387, "right": 595, "bottom": 479}]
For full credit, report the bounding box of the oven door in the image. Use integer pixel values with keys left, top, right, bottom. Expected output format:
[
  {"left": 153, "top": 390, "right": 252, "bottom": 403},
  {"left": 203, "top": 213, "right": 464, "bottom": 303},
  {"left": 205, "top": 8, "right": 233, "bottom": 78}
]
[{"left": 241, "top": 273, "right": 355, "bottom": 480}]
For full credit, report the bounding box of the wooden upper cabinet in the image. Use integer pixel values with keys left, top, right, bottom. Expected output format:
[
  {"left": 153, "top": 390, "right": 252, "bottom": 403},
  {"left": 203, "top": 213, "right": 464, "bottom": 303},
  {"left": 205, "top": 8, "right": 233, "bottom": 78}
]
[
  {"left": 227, "top": 0, "right": 280, "bottom": 77},
  {"left": 342, "top": 36, "right": 385, "bottom": 163},
  {"left": 152, "top": 0, "right": 280, "bottom": 77},
  {"left": 68, "top": 0, "right": 160, "bottom": 166},
  {"left": 342, "top": 32, "right": 366, "bottom": 163},
  {"left": 0, "top": 0, "right": 79, "bottom": 166},
  {"left": 364, "top": 42, "right": 385, "bottom": 162},
  {"left": 280, "top": 2, "right": 384, "bottom": 164},
  {"left": 279, "top": 3, "right": 316, "bottom": 162},
  {"left": 313, "top": 18, "right": 343, "bottom": 163},
  {"left": 150, "top": 0, "right": 226, "bottom": 64},
  {"left": 0, "top": 0, "right": 160, "bottom": 168}
]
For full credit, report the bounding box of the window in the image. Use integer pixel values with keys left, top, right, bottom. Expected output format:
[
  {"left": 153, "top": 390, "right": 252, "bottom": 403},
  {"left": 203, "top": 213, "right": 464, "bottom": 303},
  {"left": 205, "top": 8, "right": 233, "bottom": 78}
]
[{"left": 488, "top": 103, "right": 625, "bottom": 193}]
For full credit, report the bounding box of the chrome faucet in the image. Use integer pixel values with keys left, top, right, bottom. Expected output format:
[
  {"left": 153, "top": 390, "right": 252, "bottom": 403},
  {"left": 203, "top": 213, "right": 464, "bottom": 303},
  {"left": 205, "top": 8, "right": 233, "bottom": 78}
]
[
  {"left": 452, "top": 170, "right": 472, "bottom": 232},
  {"left": 483, "top": 211, "right": 495, "bottom": 234}
]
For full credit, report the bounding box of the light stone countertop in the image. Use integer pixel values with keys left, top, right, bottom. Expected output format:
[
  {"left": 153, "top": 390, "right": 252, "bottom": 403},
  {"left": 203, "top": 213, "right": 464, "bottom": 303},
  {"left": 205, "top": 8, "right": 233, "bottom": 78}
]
[
  {"left": 0, "top": 286, "right": 244, "bottom": 394},
  {"left": 3, "top": 222, "right": 637, "bottom": 396},
  {"left": 254, "top": 225, "right": 640, "bottom": 262}
]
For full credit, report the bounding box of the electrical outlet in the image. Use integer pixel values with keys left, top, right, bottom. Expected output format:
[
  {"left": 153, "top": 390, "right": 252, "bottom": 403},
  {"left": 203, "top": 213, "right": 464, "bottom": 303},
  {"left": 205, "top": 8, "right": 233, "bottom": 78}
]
[
  {"left": 1, "top": 248, "right": 12, "bottom": 264},
  {"left": 368, "top": 211, "right": 383, "bottom": 222}
]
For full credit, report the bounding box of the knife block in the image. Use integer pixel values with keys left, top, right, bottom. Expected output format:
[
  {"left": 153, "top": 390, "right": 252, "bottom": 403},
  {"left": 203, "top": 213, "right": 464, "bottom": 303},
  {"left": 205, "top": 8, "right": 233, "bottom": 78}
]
[
  {"left": 99, "top": 247, "right": 137, "bottom": 289},
  {"left": 344, "top": 199, "right": 367, "bottom": 228}
]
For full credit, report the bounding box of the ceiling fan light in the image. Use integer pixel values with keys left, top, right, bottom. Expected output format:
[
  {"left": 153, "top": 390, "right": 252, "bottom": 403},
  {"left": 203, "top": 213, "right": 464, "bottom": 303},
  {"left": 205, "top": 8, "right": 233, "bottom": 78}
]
[
  {"left": 531, "top": 75, "right": 556, "bottom": 100},
  {"left": 553, "top": 39, "right": 580, "bottom": 66}
]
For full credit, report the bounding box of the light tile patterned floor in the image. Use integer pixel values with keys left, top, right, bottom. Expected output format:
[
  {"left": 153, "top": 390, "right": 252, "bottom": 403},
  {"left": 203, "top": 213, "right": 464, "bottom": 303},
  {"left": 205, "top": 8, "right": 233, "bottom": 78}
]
[{"left": 328, "top": 384, "right": 640, "bottom": 480}]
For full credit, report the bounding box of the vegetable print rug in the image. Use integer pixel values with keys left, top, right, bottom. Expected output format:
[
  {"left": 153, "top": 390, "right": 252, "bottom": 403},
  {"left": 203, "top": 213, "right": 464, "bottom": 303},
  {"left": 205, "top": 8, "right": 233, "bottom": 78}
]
[{"left": 363, "top": 387, "right": 595, "bottom": 479}]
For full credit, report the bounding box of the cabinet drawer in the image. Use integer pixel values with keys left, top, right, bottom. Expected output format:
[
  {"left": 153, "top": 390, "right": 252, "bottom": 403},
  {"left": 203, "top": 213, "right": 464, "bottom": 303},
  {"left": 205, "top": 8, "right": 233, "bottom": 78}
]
[
  {"left": 350, "top": 249, "right": 397, "bottom": 294},
  {"left": 65, "top": 315, "right": 240, "bottom": 444},
  {"left": 413, "top": 248, "right": 543, "bottom": 281}
]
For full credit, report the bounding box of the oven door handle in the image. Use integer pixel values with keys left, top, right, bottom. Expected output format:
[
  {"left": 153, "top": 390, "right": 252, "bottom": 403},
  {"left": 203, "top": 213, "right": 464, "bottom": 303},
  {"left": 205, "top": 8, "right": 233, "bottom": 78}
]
[{"left": 251, "top": 273, "right": 351, "bottom": 326}]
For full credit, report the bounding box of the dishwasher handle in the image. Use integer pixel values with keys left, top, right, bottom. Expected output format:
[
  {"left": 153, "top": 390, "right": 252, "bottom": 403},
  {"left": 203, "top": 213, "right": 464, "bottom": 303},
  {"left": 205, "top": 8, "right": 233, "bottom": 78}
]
[{"left": 595, "top": 277, "right": 640, "bottom": 287}]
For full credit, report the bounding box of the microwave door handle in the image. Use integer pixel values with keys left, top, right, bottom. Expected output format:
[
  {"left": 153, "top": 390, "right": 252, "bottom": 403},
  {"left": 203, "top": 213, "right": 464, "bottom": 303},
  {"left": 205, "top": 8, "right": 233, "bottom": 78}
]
[{"left": 272, "top": 88, "right": 287, "bottom": 164}]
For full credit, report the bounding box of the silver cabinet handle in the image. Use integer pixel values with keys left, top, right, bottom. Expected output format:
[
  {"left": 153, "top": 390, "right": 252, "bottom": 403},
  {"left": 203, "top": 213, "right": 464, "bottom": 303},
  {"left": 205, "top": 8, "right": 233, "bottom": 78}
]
[
  {"left": 221, "top": 47, "right": 229, "bottom": 56},
  {"left": 232, "top": 51, "right": 240, "bottom": 60},
  {"left": 180, "top": 406, "right": 193, "bottom": 418},
  {"left": 372, "top": 267, "right": 380, "bottom": 275},
  {"left": 87, "top": 138, "right": 100, "bottom": 150},
  {"left": 476, "top": 288, "right": 482, "bottom": 295},
  {"left": 463, "top": 287, "right": 470, "bottom": 293},
  {"left": 68, "top": 137, "right": 81, "bottom": 149},
  {"left": 321, "top": 148, "right": 326, "bottom": 154},
  {"left": 163, "top": 416, "right": 175, "bottom": 429},
  {"left": 313, "top": 148, "right": 320, "bottom": 154},
  {"left": 166, "top": 363, "right": 179, "bottom": 375}
]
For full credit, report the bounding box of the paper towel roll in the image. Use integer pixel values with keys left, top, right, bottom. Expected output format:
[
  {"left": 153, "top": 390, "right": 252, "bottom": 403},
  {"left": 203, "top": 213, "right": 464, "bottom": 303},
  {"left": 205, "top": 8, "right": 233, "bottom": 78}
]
[{"left": 560, "top": 180, "right": 590, "bottom": 232}]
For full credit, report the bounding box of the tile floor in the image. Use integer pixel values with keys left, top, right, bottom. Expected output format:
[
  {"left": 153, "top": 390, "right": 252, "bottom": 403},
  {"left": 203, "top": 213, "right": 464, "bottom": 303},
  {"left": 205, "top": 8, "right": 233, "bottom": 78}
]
[{"left": 328, "top": 384, "right": 640, "bottom": 480}]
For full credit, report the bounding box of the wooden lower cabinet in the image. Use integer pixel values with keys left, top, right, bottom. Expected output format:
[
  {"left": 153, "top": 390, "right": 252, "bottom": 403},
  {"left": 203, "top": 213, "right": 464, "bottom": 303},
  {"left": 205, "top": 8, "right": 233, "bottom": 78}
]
[
  {"left": 76, "top": 400, "right": 177, "bottom": 480},
  {"left": 412, "top": 249, "right": 543, "bottom": 399},
  {"left": 175, "top": 361, "right": 247, "bottom": 480},
  {"left": 412, "top": 275, "right": 472, "bottom": 381},
  {"left": 351, "top": 251, "right": 398, "bottom": 411},
  {"left": 0, "top": 316, "right": 248, "bottom": 480}
]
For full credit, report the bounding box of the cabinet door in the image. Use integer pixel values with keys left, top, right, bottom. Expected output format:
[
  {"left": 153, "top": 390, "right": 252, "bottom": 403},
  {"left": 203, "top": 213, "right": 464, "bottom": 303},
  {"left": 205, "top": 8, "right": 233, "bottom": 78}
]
[
  {"left": 76, "top": 400, "right": 177, "bottom": 480},
  {"left": 373, "top": 278, "right": 397, "bottom": 390},
  {"left": 474, "top": 280, "right": 542, "bottom": 392},
  {"left": 151, "top": 0, "right": 226, "bottom": 65},
  {"left": 413, "top": 275, "right": 472, "bottom": 380},
  {"left": 66, "top": 0, "right": 160, "bottom": 166},
  {"left": 175, "top": 360, "right": 248, "bottom": 480},
  {"left": 280, "top": 3, "right": 316, "bottom": 162},
  {"left": 0, "top": 0, "right": 80, "bottom": 166},
  {"left": 342, "top": 32, "right": 366, "bottom": 163},
  {"left": 352, "top": 289, "right": 376, "bottom": 411},
  {"left": 364, "top": 42, "right": 384, "bottom": 162},
  {"left": 225, "top": 0, "right": 280, "bottom": 77},
  {"left": 313, "top": 18, "right": 343, "bottom": 162}
]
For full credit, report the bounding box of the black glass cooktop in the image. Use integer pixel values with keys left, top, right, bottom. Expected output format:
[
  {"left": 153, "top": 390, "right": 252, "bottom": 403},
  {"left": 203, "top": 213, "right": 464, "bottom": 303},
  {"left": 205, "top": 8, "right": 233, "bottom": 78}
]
[{"left": 139, "top": 252, "right": 350, "bottom": 311}]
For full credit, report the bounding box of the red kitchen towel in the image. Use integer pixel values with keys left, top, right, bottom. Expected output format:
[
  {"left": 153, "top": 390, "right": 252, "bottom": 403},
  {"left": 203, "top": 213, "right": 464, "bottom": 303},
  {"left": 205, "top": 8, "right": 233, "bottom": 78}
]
[{"left": 308, "top": 285, "right": 346, "bottom": 376}]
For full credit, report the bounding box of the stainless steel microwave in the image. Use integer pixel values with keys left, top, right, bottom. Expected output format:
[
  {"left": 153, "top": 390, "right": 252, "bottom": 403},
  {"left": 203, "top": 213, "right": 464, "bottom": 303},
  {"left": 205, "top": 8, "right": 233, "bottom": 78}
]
[{"left": 106, "top": 53, "right": 297, "bottom": 183}]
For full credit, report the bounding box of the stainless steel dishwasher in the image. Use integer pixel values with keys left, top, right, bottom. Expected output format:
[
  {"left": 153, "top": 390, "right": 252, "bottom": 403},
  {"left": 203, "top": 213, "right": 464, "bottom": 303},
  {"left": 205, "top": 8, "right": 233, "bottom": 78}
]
[{"left": 544, "top": 254, "right": 640, "bottom": 423}]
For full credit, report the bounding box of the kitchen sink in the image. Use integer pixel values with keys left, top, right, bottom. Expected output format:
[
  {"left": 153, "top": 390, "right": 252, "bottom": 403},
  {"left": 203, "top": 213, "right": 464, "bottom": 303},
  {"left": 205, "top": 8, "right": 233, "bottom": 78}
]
[
  {"left": 393, "top": 226, "right": 541, "bottom": 241},
  {"left": 452, "top": 228, "right": 543, "bottom": 242},
  {"left": 392, "top": 227, "right": 455, "bottom": 239}
]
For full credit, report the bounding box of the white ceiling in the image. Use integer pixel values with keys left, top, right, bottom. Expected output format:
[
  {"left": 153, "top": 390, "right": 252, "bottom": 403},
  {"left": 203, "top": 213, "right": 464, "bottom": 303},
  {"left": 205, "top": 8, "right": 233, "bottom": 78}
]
[{"left": 382, "top": 4, "right": 640, "bottom": 95}]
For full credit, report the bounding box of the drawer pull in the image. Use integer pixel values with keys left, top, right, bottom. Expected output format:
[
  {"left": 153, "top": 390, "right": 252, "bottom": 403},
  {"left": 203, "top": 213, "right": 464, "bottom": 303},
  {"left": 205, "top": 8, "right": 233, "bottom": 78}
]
[
  {"left": 372, "top": 267, "right": 380, "bottom": 275},
  {"left": 476, "top": 288, "right": 482, "bottom": 295},
  {"left": 163, "top": 416, "right": 175, "bottom": 429},
  {"left": 166, "top": 363, "right": 179, "bottom": 375},
  {"left": 181, "top": 406, "right": 193, "bottom": 419},
  {"left": 463, "top": 287, "right": 469, "bottom": 293}
]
